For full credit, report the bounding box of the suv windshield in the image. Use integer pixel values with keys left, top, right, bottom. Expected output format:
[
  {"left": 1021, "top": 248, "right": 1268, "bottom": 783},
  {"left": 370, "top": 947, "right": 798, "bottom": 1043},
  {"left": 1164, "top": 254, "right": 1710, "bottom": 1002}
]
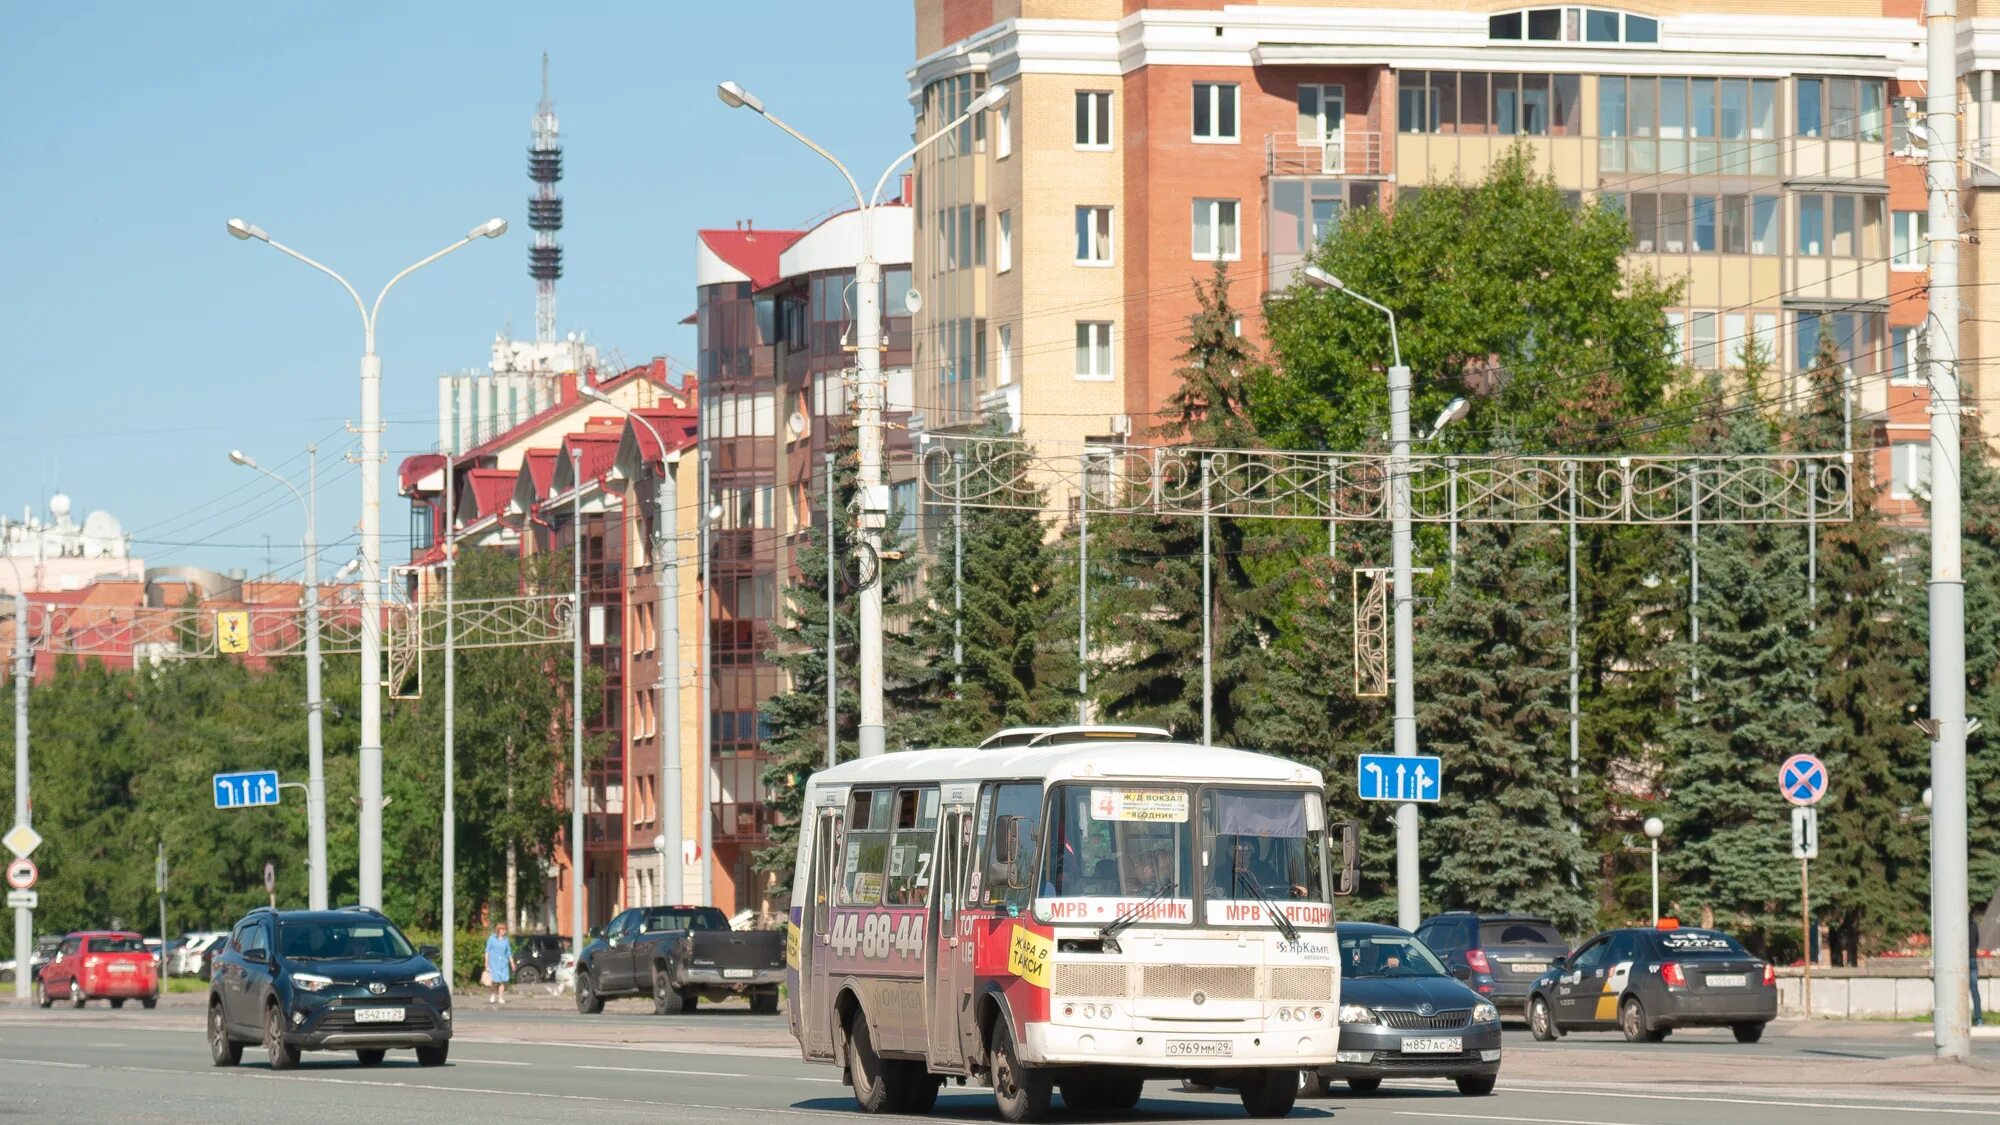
[
  {"left": 1479, "top": 920, "right": 1564, "bottom": 946},
  {"left": 1341, "top": 932, "right": 1449, "bottom": 979},
  {"left": 277, "top": 920, "right": 417, "bottom": 961},
  {"left": 1042, "top": 784, "right": 1193, "bottom": 899},
  {"left": 1202, "top": 788, "right": 1329, "bottom": 906}
]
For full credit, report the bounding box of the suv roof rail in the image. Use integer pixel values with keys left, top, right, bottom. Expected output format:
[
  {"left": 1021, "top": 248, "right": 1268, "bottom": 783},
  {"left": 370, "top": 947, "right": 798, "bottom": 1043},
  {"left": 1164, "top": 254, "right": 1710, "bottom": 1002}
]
[{"left": 332, "top": 904, "right": 388, "bottom": 916}]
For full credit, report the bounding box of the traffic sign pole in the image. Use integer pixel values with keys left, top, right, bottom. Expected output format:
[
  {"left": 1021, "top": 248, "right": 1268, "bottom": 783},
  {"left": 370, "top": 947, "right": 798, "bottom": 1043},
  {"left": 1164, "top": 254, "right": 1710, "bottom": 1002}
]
[
  {"left": 12, "top": 589, "right": 31, "bottom": 1005},
  {"left": 1802, "top": 853, "right": 1812, "bottom": 1019}
]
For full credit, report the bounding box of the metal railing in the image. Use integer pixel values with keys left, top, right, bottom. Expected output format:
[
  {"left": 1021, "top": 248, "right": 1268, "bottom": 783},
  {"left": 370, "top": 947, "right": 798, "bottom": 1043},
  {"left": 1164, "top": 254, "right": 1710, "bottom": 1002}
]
[{"left": 1266, "top": 132, "right": 1383, "bottom": 177}]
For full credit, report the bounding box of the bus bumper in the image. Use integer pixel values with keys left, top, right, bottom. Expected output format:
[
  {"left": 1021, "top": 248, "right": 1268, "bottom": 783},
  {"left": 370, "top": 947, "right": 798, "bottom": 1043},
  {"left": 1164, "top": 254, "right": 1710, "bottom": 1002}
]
[{"left": 1023, "top": 1023, "right": 1337, "bottom": 1069}]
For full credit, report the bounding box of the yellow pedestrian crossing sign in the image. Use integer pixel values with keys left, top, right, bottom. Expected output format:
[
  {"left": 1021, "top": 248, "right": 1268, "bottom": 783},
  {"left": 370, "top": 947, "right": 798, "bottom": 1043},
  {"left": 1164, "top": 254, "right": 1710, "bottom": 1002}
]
[{"left": 217, "top": 610, "right": 250, "bottom": 654}]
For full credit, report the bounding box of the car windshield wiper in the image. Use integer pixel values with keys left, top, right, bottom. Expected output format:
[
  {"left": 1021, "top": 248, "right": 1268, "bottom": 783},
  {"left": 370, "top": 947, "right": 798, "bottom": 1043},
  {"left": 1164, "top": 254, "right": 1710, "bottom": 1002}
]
[
  {"left": 1233, "top": 868, "right": 1300, "bottom": 943},
  {"left": 1099, "top": 880, "right": 1177, "bottom": 950}
]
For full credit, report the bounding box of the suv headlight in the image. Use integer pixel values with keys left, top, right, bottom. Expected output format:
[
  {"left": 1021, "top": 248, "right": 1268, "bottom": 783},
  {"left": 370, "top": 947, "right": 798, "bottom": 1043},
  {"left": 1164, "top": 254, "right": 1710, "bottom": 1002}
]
[
  {"left": 415, "top": 970, "right": 444, "bottom": 989},
  {"left": 292, "top": 972, "right": 333, "bottom": 993},
  {"left": 1338, "top": 1003, "right": 1377, "bottom": 1025},
  {"left": 1472, "top": 1002, "right": 1498, "bottom": 1024}
]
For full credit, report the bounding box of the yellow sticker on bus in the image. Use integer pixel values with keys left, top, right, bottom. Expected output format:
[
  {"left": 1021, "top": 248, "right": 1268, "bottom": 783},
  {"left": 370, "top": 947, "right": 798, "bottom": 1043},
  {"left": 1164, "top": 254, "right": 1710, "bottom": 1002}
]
[{"left": 1007, "top": 926, "right": 1054, "bottom": 988}]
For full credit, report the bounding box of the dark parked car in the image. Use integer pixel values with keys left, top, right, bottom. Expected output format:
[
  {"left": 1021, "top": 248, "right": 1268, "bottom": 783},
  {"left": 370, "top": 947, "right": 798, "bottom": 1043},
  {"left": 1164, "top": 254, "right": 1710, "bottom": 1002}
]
[
  {"left": 574, "top": 905, "right": 785, "bottom": 1015},
  {"left": 1526, "top": 923, "right": 1777, "bottom": 1044},
  {"left": 1416, "top": 912, "right": 1568, "bottom": 1016},
  {"left": 512, "top": 933, "right": 569, "bottom": 984},
  {"left": 1302, "top": 922, "right": 1502, "bottom": 1098},
  {"left": 206, "top": 905, "right": 452, "bottom": 1069},
  {"left": 29, "top": 934, "right": 62, "bottom": 981}
]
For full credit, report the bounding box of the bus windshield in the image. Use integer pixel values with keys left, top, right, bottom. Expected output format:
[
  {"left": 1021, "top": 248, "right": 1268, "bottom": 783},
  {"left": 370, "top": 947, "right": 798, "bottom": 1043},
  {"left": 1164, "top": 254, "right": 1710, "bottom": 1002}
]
[
  {"left": 1041, "top": 784, "right": 1194, "bottom": 900},
  {"left": 1202, "top": 788, "right": 1330, "bottom": 909}
]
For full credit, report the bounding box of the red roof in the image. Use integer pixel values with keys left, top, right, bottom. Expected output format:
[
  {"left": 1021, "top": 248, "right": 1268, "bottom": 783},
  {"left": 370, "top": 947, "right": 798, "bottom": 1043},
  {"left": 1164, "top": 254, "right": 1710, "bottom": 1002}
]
[
  {"left": 698, "top": 228, "right": 804, "bottom": 290},
  {"left": 561, "top": 431, "right": 623, "bottom": 486},
  {"left": 627, "top": 406, "right": 698, "bottom": 460},
  {"left": 463, "top": 468, "right": 516, "bottom": 519},
  {"left": 399, "top": 453, "right": 446, "bottom": 495},
  {"left": 523, "top": 449, "right": 558, "bottom": 498}
]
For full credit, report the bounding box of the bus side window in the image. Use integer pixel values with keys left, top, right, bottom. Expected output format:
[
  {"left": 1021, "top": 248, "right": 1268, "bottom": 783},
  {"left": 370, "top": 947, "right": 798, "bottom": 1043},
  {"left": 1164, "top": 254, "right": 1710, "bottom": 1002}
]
[
  {"left": 813, "top": 810, "right": 841, "bottom": 933},
  {"left": 981, "top": 782, "right": 1043, "bottom": 913},
  {"left": 885, "top": 786, "right": 940, "bottom": 907},
  {"left": 840, "top": 787, "right": 894, "bottom": 906}
]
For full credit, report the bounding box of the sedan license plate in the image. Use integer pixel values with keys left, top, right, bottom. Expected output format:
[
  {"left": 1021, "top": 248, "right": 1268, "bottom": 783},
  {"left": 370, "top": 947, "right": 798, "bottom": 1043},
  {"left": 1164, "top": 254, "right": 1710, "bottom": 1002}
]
[
  {"left": 1401, "top": 1037, "right": 1462, "bottom": 1054},
  {"left": 1165, "top": 1039, "right": 1233, "bottom": 1058},
  {"left": 1706, "top": 974, "right": 1748, "bottom": 988},
  {"left": 353, "top": 1007, "right": 406, "bottom": 1024},
  {"left": 724, "top": 968, "right": 754, "bottom": 979}
]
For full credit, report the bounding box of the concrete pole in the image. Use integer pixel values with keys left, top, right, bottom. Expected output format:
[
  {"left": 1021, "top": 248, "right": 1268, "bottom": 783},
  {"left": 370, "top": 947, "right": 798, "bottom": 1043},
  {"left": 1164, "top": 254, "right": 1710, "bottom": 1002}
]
[
  {"left": 358, "top": 352, "right": 384, "bottom": 910},
  {"left": 1690, "top": 466, "right": 1702, "bottom": 703},
  {"left": 571, "top": 450, "right": 586, "bottom": 945},
  {"left": 1390, "top": 361, "right": 1419, "bottom": 933},
  {"left": 1201, "top": 457, "right": 1213, "bottom": 746},
  {"left": 303, "top": 447, "right": 327, "bottom": 911},
  {"left": 12, "top": 590, "right": 28, "bottom": 1004},
  {"left": 698, "top": 450, "right": 714, "bottom": 905},
  {"left": 1568, "top": 463, "right": 1580, "bottom": 835},
  {"left": 441, "top": 460, "right": 456, "bottom": 982},
  {"left": 1650, "top": 840, "right": 1659, "bottom": 926},
  {"left": 1078, "top": 455, "right": 1089, "bottom": 725},
  {"left": 1807, "top": 462, "right": 1819, "bottom": 611},
  {"left": 954, "top": 452, "right": 964, "bottom": 691},
  {"left": 826, "top": 452, "right": 837, "bottom": 772},
  {"left": 659, "top": 460, "right": 682, "bottom": 905},
  {"left": 855, "top": 249, "right": 887, "bottom": 759},
  {"left": 1926, "top": 0, "right": 1972, "bottom": 1061},
  {"left": 1447, "top": 459, "right": 1458, "bottom": 584}
]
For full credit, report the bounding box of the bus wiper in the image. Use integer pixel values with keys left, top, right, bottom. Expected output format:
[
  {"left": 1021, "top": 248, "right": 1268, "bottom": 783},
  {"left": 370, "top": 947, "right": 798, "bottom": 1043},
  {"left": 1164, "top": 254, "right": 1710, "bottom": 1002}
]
[
  {"left": 1098, "top": 879, "right": 1176, "bottom": 952},
  {"left": 1236, "top": 869, "right": 1300, "bottom": 944}
]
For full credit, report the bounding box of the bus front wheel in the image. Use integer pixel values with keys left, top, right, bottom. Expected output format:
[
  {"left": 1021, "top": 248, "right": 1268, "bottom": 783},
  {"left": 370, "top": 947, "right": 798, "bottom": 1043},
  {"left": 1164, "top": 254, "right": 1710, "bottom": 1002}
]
[
  {"left": 1238, "top": 1069, "right": 1299, "bottom": 1118},
  {"left": 990, "top": 1019, "right": 1052, "bottom": 1124}
]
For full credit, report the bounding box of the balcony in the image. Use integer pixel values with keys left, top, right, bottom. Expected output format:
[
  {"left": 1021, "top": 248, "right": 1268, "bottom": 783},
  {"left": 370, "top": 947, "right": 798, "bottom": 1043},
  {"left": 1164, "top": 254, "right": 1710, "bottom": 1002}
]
[
  {"left": 1266, "top": 132, "right": 1383, "bottom": 178},
  {"left": 712, "top": 801, "right": 777, "bottom": 844}
]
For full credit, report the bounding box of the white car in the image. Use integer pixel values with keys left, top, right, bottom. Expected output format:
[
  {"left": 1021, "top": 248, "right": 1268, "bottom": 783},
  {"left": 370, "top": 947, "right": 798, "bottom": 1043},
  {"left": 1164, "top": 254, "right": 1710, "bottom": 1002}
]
[
  {"left": 174, "top": 932, "right": 226, "bottom": 976},
  {"left": 554, "top": 951, "right": 576, "bottom": 993}
]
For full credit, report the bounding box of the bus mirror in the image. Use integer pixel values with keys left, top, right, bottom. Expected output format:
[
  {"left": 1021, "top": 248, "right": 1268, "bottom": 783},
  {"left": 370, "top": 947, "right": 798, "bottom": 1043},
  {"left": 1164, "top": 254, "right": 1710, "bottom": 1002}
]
[
  {"left": 995, "top": 816, "right": 1029, "bottom": 889},
  {"left": 1334, "top": 822, "right": 1359, "bottom": 897}
]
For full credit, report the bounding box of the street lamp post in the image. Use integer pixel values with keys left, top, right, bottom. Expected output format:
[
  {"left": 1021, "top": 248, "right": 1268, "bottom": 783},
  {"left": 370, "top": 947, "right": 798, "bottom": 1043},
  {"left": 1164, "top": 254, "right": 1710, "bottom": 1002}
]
[
  {"left": 580, "top": 386, "right": 684, "bottom": 905},
  {"left": 1301, "top": 265, "right": 1420, "bottom": 931},
  {"left": 1644, "top": 817, "right": 1664, "bottom": 925},
  {"left": 227, "top": 216, "right": 507, "bottom": 907},
  {"left": 8, "top": 559, "right": 29, "bottom": 1004},
  {"left": 228, "top": 447, "right": 329, "bottom": 911},
  {"left": 718, "top": 80, "right": 1007, "bottom": 758}
]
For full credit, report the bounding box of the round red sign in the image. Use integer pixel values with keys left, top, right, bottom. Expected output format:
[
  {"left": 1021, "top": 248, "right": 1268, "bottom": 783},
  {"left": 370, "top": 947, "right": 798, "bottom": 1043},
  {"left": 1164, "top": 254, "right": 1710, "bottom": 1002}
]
[{"left": 5, "top": 856, "right": 36, "bottom": 890}]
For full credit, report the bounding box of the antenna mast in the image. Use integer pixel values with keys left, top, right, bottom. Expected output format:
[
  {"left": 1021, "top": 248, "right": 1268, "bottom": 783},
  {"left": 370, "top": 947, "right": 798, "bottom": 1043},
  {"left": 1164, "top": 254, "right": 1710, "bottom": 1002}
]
[{"left": 528, "top": 53, "right": 564, "bottom": 345}]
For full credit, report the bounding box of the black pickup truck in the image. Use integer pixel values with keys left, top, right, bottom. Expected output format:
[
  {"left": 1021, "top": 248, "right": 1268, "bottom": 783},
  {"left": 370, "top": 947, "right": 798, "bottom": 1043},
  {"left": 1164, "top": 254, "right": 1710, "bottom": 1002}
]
[{"left": 574, "top": 906, "right": 785, "bottom": 1015}]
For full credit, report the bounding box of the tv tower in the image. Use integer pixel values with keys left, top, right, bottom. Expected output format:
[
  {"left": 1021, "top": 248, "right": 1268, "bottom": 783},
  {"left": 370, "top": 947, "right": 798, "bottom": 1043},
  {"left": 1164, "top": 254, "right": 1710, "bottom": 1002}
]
[{"left": 528, "top": 53, "right": 563, "bottom": 344}]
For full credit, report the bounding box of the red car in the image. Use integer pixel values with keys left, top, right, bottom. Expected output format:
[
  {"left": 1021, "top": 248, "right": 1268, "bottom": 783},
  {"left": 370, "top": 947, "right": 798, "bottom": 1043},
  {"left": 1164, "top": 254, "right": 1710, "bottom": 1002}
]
[{"left": 36, "top": 931, "right": 159, "bottom": 1009}]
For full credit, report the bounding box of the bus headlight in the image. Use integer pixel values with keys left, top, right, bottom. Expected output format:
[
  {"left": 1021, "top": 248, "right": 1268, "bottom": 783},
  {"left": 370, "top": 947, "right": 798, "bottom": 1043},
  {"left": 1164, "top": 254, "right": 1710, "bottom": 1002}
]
[{"left": 1338, "top": 1004, "right": 1377, "bottom": 1025}]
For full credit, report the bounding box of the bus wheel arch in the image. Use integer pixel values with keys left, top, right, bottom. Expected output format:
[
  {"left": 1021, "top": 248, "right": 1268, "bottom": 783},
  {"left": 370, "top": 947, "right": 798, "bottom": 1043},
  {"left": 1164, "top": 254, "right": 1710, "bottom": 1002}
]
[{"left": 974, "top": 987, "right": 1020, "bottom": 1073}]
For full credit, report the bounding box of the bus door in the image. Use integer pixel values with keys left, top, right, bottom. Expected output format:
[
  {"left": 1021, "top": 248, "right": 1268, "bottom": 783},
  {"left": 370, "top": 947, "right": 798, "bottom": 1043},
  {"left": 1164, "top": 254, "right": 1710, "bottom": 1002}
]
[
  {"left": 925, "top": 787, "right": 976, "bottom": 1072},
  {"left": 802, "top": 803, "right": 844, "bottom": 1059}
]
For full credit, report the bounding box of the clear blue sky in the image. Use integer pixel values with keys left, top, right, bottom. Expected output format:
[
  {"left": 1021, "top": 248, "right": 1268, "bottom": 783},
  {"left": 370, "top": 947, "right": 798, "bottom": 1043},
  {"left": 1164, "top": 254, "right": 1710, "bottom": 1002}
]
[{"left": 0, "top": 1, "right": 913, "bottom": 579}]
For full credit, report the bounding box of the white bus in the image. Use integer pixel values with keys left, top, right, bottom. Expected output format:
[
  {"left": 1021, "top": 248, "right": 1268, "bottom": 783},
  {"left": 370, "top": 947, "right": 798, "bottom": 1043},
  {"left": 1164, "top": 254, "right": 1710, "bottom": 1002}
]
[{"left": 784, "top": 734, "right": 1356, "bottom": 1122}]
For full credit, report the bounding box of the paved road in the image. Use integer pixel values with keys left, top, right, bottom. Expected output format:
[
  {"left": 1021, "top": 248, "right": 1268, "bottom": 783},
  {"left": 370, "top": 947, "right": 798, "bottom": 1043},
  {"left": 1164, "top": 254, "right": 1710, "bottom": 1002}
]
[{"left": 2, "top": 1007, "right": 1996, "bottom": 1124}]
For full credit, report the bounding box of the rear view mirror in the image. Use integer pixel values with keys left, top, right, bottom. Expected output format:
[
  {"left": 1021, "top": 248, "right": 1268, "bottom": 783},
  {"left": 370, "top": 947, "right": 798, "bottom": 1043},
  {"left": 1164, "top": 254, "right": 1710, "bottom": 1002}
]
[
  {"left": 418, "top": 944, "right": 441, "bottom": 961},
  {"left": 1333, "top": 822, "right": 1359, "bottom": 897},
  {"left": 998, "top": 817, "right": 1030, "bottom": 889},
  {"left": 1550, "top": 955, "right": 1567, "bottom": 972},
  {"left": 1450, "top": 964, "right": 1473, "bottom": 981}
]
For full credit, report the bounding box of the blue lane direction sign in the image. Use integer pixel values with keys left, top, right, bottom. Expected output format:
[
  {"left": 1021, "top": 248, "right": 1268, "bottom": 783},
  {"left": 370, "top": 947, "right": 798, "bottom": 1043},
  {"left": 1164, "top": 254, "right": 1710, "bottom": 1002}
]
[
  {"left": 1358, "top": 753, "right": 1443, "bottom": 803},
  {"left": 213, "top": 770, "right": 281, "bottom": 810},
  {"left": 1779, "top": 753, "right": 1829, "bottom": 807}
]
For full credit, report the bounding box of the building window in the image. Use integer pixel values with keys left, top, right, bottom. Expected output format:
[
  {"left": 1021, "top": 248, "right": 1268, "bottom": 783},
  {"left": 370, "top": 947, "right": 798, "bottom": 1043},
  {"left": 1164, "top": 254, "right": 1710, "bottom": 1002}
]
[
  {"left": 1488, "top": 7, "right": 1656, "bottom": 43},
  {"left": 1075, "top": 206, "right": 1113, "bottom": 264},
  {"left": 1193, "top": 82, "right": 1239, "bottom": 142},
  {"left": 1795, "top": 192, "right": 1886, "bottom": 259},
  {"left": 997, "top": 104, "right": 1012, "bottom": 159},
  {"left": 1797, "top": 76, "right": 1886, "bottom": 141},
  {"left": 997, "top": 324, "right": 1014, "bottom": 386},
  {"left": 1401, "top": 71, "right": 1580, "bottom": 136},
  {"left": 1720, "top": 312, "right": 1781, "bottom": 369},
  {"left": 1892, "top": 210, "right": 1929, "bottom": 268},
  {"left": 1892, "top": 440, "right": 1932, "bottom": 500},
  {"left": 1076, "top": 91, "right": 1112, "bottom": 149},
  {"left": 1075, "top": 321, "right": 1114, "bottom": 381},
  {"left": 1192, "top": 198, "right": 1240, "bottom": 260},
  {"left": 1891, "top": 326, "right": 1925, "bottom": 386},
  {"left": 997, "top": 210, "right": 1012, "bottom": 272},
  {"left": 1794, "top": 309, "right": 1885, "bottom": 377},
  {"left": 1298, "top": 83, "right": 1344, "bottom": 143}
]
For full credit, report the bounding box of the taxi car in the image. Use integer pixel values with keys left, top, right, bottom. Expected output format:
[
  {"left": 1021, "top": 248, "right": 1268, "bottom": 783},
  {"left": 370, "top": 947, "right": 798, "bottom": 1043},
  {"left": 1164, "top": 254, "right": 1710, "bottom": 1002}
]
[{"left": 1526, "top": 921, "right": 1776, "bottom": 1043}]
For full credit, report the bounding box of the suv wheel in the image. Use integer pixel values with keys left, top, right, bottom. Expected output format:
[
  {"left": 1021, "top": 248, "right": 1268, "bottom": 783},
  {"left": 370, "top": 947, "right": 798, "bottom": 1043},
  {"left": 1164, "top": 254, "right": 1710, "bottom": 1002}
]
[
  {"left": 416, "top": 1043, "right": 450, "bottom": 1067},
  {"left": 575, "top": 969, "right": 604, "bottom": 1015},
  {"left": 264, "top": 1003, "right": 301, "bottom": 1070},
  {"left": 208, "top": 1002, "right": 242, "bottom": 1067}
]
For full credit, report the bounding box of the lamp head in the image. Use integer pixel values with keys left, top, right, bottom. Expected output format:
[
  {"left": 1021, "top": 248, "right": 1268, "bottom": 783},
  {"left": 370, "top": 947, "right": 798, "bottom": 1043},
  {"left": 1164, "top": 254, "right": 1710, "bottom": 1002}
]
[
  {"left": 470, "top": 217, "right": 508, "bottom": 240},
  {"left": 335, "top": 558, "right": 362, "bottom": 581},
  {"left": 1300, "top": 265, "right": 1344, "bottom": 291},
  {"left": 228, "top": 450, "right": 256, "bottom": 468},
  {"left": 1431, "top": 397, "right": 1471, "bottom": 433},
  {"left": 717, "top": 81, "right": 764, "bottom": 114},
  {"left": 967, "top": 83, "right": 1010, "bottom": 114},
  {"left": 1643, "top": 816, "right": 1664, "bottom": 840},
  {"left": 578, "top": 382, "right": 609, "bottom": 402},
  {"left": 226, "top": 218, "right": 270, "bottom": 243}
]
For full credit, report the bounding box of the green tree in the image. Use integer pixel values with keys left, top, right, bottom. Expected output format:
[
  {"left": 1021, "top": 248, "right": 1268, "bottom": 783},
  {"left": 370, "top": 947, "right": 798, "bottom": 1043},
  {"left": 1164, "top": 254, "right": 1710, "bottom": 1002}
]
[
  {"left": 1941, "top": 424, "right": 2000, "bottom": 915},
  {"left": 1416, "top": 521, "right": 1596, "bottom": 933}
]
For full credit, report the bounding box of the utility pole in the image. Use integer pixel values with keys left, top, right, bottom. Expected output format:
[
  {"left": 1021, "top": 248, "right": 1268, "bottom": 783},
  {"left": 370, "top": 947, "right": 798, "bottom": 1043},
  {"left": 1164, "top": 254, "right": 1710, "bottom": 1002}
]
[
  {"left": 10, "top": 592, "right": 24, "bottom": 1004},
  {"left": 658, "top": 450, "right": 681, "bottom": 904},
  {"left": 303, "top": 448, "right": 325, "bottom": 911},
  {"left": 1388, "top": 355, "right": 1418, "bottom": 933},
  {"left": 1926, "top": 0, "right": 1973, "bottom": 1062},
  {"left": 954, "top": 451, "right": 964, "bottom": 692},
  {"left": 570, "top": 449, "right": 586, "bottom": 946},
  {"left": 825, "top": 451, "right": 837, "bottom": 772},
  {"left": 441, "top": 460, "right": 456, "bottom": 984},
  {"left": 1077, "top": 455, "right": 1089, "bottom": 724},
  {"left": 1201, "top": 457, "right": 1213, "bottom": 746},
  {"left": 155, "top": 843, "right": 167, "bottom": 987}
]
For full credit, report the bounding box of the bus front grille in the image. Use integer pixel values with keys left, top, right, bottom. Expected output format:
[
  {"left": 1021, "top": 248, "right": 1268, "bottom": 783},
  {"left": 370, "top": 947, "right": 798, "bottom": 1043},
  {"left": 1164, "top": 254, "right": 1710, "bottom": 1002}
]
[
  {"left": 1268, "top": 967, "right": 1336, "bottom": 1001},
  {"left": 1052, "top": 963, "right": 1127, "bottom": 997},
  {"left": 1142, "top": 965, "right": 1257, "bottom": 1000}
]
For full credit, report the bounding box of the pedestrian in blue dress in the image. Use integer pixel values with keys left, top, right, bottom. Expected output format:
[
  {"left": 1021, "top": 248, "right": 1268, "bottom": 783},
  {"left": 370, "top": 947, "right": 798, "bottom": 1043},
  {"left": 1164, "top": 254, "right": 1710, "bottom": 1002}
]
[{"left": 485, "top": 922, "right": 515, "bottom": 1005}]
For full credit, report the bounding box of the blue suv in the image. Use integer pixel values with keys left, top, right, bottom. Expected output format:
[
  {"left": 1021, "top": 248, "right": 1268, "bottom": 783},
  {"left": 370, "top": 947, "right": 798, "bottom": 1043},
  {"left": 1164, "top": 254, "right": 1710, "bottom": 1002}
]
[{"left": 207, "top": 906, "right": 452, "bottom": 1069}]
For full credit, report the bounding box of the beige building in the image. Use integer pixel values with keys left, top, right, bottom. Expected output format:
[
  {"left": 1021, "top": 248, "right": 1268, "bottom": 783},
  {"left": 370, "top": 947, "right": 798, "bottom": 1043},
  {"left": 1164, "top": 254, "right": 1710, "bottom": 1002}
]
[{"left": 907, "top": 0, "right": 2000, "bottom": 520}]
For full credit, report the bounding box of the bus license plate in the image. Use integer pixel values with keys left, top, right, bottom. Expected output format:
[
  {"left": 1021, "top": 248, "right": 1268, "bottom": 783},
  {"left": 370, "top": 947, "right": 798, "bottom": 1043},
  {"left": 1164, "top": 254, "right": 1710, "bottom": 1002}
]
[
  {"left": 1707, "top": 974, "right": 1747, "bottom": 988},
  {"left": 1401, "top": 1037, "right": 1461, "bottom": 1054},
  {"left": 1165, "top": 1040, "right": 1233, "bottom": 1058},
  {"left": 354, "top": 1007, "right": 406, "bottom": 1023}
]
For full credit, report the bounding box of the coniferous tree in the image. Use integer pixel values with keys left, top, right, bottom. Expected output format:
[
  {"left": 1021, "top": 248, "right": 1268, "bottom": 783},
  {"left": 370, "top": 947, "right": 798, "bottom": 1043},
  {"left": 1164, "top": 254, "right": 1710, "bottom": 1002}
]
[
  {"left": 1659, "top": 392, "right": 1836, "bottom": 952},
  {"left": 1941, "top": 424, "right": 2000, "bottom": 914}
]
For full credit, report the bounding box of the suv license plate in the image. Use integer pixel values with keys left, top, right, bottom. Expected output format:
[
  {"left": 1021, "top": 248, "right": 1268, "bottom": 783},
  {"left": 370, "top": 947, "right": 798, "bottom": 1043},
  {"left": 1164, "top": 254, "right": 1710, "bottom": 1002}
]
[
  {"left": 724, "top": 968, "right": 754, "bottom": 979},
  {"left": 1165, "top": 1039, "right": 1233, "bottom": 1058},
  {"left": 1513, "top": 960, "right": 1548, "bottom": 974},
  {"left": 354, "top": 1007, "right": 406, "bottom": 1024},
  {"left": 1401, "top": 1037, "right": 1462, "bottom": 1054},
  {"left": 1707, "top": 974, "right": 1747, "bottom": 988}
]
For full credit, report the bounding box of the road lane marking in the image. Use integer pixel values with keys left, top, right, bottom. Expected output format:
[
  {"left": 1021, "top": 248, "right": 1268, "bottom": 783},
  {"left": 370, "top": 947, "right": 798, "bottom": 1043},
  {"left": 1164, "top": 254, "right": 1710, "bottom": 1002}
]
[
  {"left": 0, "top": 1057, "right": 88, "bottom": 1069},
  {"left": 455, "top": 1058, "right": 532, "bottom": 1066},
  {"left": 577, "top": 1065, "right": 748, "bottom": 1077},
  {"left": 222, "top": 1069, "right": 928, "bottom": 1119},
  {"left": 1400, "top": 1114, "right": 1651, "bottom": 1125},
  {"left": 1499, "top": 1083, "right": 2000, "bottom": 1116}
]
